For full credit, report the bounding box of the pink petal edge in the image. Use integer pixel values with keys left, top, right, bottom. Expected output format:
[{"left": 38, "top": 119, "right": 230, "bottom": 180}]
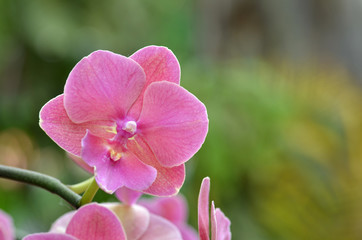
[
  {"left": 211, "top": 202, "right": 217, "bottom": 240},
  {"left": 211, "top": 203, "right": 231, "bottom": 240},
  {"left": 198, "top": 177, "right": 210, "bottom": 240},
  {"left": 179, "top": 224, "right": 199, "bottom": 240},
  {"left": 66, "top": 203, "right": 126, "bottom": 240},
  {"left": 64, "top": 50, "right": 146, "bottom": 123},
  {"left": 139, "top": 195, "right": 188, "bottom": 225},
  {"left": 115, "top": 187, "right": 143, "bottom": 205},
  {"left": 49, "top": 211, "right": 76, "bottom": 233},
  {"left": 103, "top": 203, "right": 150, "bottom": 240},
  {"left": 138, "top": 214, "right": 183, "bottom": 240},
  {"left": 138, "top": 81, "right": 208, "bottom": 167},
  {"left": 128, "top": 135, "right": 185, "bottom": 196},
  {"left": 39, "top": 94, "right": 114, "bottom": 156},
  {"left": 82, "top": 131, "right": 157, "bottom": 193},
  {"left": 139, "top": 195, "right": 198, "bottom": 240},
  {"left": 24, "top": 233, "right": 78, "bottom": 240},
  {"left": 128, "top": 46, "right": 181, "bottom": 120},
  {"left": 0, "top": 210, "right": 14, "bottom": 240},
  {"left": 67, "top": 153, "right": 93, "bottom": 174}
]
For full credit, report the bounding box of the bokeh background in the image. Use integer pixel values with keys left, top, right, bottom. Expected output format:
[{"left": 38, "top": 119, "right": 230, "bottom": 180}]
[{"left": 1, "top": 0, "right": 362, "bottom": 239}]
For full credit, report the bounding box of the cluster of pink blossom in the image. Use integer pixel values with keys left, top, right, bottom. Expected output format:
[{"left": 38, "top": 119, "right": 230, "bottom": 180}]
[
  {"left": 1, "top": 177, "right": 230, "bottom": 240},
  {"left": 1, "top": 46, "right": 231, "bottom": 239}
]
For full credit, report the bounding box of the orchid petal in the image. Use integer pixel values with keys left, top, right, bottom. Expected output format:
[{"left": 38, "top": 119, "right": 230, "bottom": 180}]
[
  {"left": 128, "top": 135, "right": 185, "bottom": 196},
  {"left": 39, "top": 94, "right": 115, "bottom": 156},
  {"left": 104, "top": 203, "right": 150, "bottom": 240},
  {"left": 67, "top": 153, "right": 93, "bottom": 173},
  {"left": 139, "top": 195, "right": 188, "bottom": 224},
  {"left": 143, "top": 163, "right": 184, "bottom": 196},
  {"left": 64, "top": 50, "right": 146, "bottom": 123},
  {"left": 180, "top": 225, "right": 199, "bottom": 240},
  {"left": 0, "top": 210, "right": 14, "bottom": 240},
  {"left": 211, "top": 202, "right": 217, "bottom": 240},
  {"left": 138, "top": 81, "right": 208, "bottom": 167},
  {"left": 138, "top": 195, "right": 198, "bottom": 240},
  {"left": 115, "top": 187, "right": 143, "bottom": 205},
  {"left": 211, "top": 202, "right": 231, "bottom": 240},
  {"left": 128, "top": 46, "right": 181, "bottom": 119},
  {"left": 138, "top": 214, "right": 183, "bottom": 240},
  {"left": 198, "top": 177, "right": 210, "bottom": 240},
  {"left": 81, "top": 131, "right": 157, "bottom": 193},
  {"left": 24, "top": 233, "right": 78, "bottom": 240},
  {"left": 66, "top": 203, "right": 126, "bottom": 240},
  {"left": 49, "top": 211, "right": 75, "bottom": 233}
]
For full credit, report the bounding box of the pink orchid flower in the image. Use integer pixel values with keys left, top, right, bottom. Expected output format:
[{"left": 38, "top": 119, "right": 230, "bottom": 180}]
[
  {"left": 115, "top": 178, "right": 231, "bottom": 240},
  {"left": 24, "top": 202, "right": 182, "bottom": 240},
  {"left": 0, "top": 209, "right": 15, "bottom": 240},
  {"left": 39, "top": 46, "right": 209, "bottom": 195},
  {"left": 198, "top": 177, "right": 231, "bottom": 240},
  {"left": 116, "top": 187, "right": 198, "bottom": 239}
]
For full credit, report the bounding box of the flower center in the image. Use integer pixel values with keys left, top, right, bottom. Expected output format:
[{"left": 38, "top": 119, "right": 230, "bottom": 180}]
[
  {"left": 122, "top": 120, "right": 137, "bottom": 135},
  {"left": 108, "top": 120, "right": 138, "bottom": 162}
]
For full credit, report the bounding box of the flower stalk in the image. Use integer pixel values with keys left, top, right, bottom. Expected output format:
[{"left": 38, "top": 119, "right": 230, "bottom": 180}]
[{"left": 0, "top": 164, "right": 81, "bottom": 209}]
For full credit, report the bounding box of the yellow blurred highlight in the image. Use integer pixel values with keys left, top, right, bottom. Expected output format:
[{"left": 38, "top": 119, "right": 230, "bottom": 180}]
[{"left": 0, "top": 129, "right": 35, "bottom": 189}]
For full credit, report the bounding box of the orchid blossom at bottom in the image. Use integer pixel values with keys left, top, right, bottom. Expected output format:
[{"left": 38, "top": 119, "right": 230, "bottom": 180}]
[
  {"left": 24, "top": 203, "right": 182, "bottom": 240},
  {"left": 0, "top": 209, "right": 15, "bottom": 240},
  {"left": 138, "top": 194, "right": 198, "bottom": 240},
  {"left": 115, "top": 177, "right": 231, "bottom": 240},
  {"left": 1, "top": 177, "right": 231, "bottom": 239}
]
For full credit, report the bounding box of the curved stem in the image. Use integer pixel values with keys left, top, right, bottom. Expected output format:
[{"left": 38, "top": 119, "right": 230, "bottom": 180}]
[
  {"left": 0, "top": 164, "right": 81, "bottom": 209},
  {"left": 68, "top": 177, "right": 94, "bottom": 194},
  {"left": 80, "top": 177, "right": 99, "bottom": 206}
]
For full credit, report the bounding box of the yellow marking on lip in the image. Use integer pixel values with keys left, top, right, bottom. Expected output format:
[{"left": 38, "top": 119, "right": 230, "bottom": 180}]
[
  {"left": 110, "top": 149, "right": 122, "bottom": 161},
  {"left": 103, "top": 125, "right": 117, "bottom": 134}
]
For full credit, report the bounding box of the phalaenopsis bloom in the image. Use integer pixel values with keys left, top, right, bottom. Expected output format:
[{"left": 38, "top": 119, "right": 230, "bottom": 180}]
[
  {"left": 1, "top": 178, "right": 231, "bottom": 239},
  {"left": 116, "top": 186, "right": 198, "bottom": 240},
  {"left": 24, "top": 203, "right": 183, "bottom": 240},
  {"left": 39, "top": 46, "right": 208, "bottom": 195},
  {"left": 116, "top": 177, "right": 232, "bottom": 240}
]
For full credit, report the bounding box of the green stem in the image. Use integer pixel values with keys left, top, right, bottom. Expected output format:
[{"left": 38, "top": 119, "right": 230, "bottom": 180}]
[
  {"left": 68, "top": 177, "right": 94, "bottom": 194},
  {"left": 0, "top": 164, "right": 81, "bottom": 209},
  {"left": 80, "top": 177, "right": 99, "bottom": 206}
]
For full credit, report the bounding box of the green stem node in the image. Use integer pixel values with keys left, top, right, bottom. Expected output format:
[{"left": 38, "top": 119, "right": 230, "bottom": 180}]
[
  {"left": 67, "top": 177, "right": 95, "bottom": 194},
  {"left": 80, "top": 177, "right": 99, "bottom": 206}
]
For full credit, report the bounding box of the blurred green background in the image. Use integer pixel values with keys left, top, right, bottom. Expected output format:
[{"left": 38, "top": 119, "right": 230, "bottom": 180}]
[{"left": 1, "top": 0, "right": 362, "bottom": 239}]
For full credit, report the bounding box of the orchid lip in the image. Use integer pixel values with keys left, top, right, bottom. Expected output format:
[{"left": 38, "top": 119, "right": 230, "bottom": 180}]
[{"left": 107, "top": 120, "right": 138, "bottom": 162}]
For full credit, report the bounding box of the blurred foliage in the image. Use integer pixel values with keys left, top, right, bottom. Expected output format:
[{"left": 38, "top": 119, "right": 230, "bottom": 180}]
[
  {"left": 1, "top": 0, "right": 362, "bottom": 240},
  {"left": 182, "top": 62, "right": 362, "bottom": 239}
]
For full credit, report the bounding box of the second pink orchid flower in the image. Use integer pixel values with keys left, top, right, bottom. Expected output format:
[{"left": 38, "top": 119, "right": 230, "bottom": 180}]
[
  {"left": 116, "top": 177, "right": 232, "bottom": 240},
  {"left": 24, "top": 203, "right": 182, "bottom": 240}
]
